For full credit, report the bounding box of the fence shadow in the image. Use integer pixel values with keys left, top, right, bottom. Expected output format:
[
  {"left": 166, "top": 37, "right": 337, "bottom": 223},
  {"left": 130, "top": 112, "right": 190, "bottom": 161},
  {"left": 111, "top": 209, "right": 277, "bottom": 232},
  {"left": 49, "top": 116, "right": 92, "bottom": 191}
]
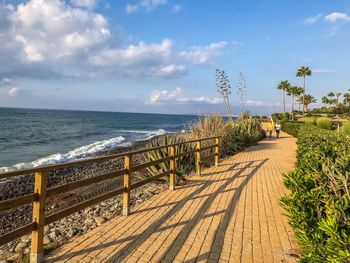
[{"left": 46, "top": 158, "right": 268, "bottom": 262}]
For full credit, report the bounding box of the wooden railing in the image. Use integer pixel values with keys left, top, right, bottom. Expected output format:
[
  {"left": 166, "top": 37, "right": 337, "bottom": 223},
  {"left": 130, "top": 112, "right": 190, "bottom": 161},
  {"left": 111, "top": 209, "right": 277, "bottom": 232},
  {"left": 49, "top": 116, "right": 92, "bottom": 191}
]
[{"left": 0, "top": 136, "right": 220, "bottom": 263}]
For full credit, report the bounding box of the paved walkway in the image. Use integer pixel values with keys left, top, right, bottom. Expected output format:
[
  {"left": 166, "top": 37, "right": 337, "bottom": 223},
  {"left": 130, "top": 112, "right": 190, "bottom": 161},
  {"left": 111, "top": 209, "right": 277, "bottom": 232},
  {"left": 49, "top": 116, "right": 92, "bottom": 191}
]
[{"left": 45, "top": 132, "right": 299, "bottom": 263}]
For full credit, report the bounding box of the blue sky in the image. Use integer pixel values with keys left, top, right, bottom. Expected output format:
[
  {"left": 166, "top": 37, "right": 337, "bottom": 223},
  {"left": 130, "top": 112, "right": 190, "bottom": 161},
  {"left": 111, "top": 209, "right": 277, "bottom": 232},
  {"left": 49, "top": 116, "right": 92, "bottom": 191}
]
[{"left": 0, "top": 0, "right": 349, "bottom": 115}]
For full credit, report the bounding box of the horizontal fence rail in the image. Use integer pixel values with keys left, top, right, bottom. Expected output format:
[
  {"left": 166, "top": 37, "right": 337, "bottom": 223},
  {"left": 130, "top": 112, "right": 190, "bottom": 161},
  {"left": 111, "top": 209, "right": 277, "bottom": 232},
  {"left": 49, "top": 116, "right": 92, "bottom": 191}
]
[{"left": 0, "top": 136, "right": 220, "bottom": 263}]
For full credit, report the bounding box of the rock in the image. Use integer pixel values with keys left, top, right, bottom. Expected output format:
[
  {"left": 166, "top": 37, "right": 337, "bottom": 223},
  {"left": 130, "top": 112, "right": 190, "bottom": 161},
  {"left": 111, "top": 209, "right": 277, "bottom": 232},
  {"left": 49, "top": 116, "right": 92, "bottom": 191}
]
[
  {"left": 6, "top": 254, "right": 19, "bottom": 262},
  {"left": 49, "top": 229, "right": 60, "bottom": 240},
  {"left": 94, "top": 217, "right": 106, "bottom": 226},
  {"left": 67, "top": 227, "right": 78, "bottom": 238},
  {"left": 43, "top": 235, "right": 51, "bottom": 245},
  {"left": 44, "top": 225, "right": 50, "bottom": 234},
  {"left": 14, "top": 242, "right": 27, "bottom": 253}
]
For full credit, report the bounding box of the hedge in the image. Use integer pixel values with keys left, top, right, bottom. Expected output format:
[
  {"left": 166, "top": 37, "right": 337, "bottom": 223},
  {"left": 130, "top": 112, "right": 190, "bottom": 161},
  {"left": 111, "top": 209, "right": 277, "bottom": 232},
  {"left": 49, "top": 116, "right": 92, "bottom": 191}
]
[
  {"left": 280, "top": 126, "right": 350, "bottom": 262},
  {"left": 281, "top": 121, "right": 304, "bottom": 137}
]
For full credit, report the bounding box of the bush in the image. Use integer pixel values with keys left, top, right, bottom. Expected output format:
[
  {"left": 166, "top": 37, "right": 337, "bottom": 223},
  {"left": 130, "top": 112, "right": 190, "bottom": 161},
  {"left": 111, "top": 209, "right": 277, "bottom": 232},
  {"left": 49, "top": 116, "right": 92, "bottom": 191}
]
[
  {"left": 191, "top": 114, "right": 225, "bottom": 139},
  {"left": 280, "top": 126, "right": 350, "bottom": 262},
  {"left": 190, "top": 115, "right": 265, "bottom": 157},
  {"left": 340, "top": 121, "right": 350, "bottom": 135},
  {"left": 281, "top": 121, "right": 303, "bottom": 137},
  {"left": 316, "top": 117, "right": 333, "bottom": 130},
  {"left": 144, "top": 135, "right": 195, "bottom": 179},
  {"left": 298, "top": 116, "right": 317, "bottom": 125},
  {"left": 220, "top": 118, "right": 265, "bottom": 156}
]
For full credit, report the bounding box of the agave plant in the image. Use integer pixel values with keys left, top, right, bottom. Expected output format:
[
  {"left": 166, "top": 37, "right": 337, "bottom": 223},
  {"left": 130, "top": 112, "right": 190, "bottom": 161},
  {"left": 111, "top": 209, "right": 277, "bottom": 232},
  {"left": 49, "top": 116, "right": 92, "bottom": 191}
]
[{"left": 144, "top": 135, "right": 195, "bottom": 181}]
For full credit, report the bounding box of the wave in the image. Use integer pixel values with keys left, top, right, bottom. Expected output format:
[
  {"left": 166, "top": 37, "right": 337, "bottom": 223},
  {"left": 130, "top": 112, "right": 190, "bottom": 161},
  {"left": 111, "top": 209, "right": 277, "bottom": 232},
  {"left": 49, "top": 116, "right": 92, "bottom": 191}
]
[
  {"left": 0, "top": 129, "right": 169, "bottom": 174},
  {"left": 0, "top": 136, "right": 126, "bottom": 173}
]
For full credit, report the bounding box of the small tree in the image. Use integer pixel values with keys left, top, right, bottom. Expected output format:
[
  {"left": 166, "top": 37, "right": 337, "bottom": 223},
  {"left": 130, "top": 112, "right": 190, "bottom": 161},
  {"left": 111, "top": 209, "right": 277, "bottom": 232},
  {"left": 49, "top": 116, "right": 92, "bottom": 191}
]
[
  {"left": 277, "top": 80, "right": 291, "bottom": 113},
  {"left": 296, "top": 66, "right": 312, "bottom": 112},
  {"left": 297, "top": 94, "right": 316, "bottom": 111},
  {"left": 236, "top": 72, "right": 247, "bottom": 114},
  {"left": 216, "top": 69, "right": 233, "bottom": 121},
  {"left": 343, "top": 93, "right": 350, "bottom": 107}
]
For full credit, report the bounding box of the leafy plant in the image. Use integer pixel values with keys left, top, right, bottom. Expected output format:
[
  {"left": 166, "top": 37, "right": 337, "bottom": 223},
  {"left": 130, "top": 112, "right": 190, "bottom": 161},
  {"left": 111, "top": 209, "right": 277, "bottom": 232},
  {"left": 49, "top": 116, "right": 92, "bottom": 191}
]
[
  {"left": 144, "top": 135, "right": 195, "bottom": 180},
  {"left": 280, "top": 126, "right": 350, "bottom": 262},
  {"left": 298, "top": 117, "right": 317, "bottom": 125},
  {"left": 317, "top": 117, "right": 333, "bottom": 130},
  {"left": 340, "top": 121, "right": 350, "bottom": 135}
]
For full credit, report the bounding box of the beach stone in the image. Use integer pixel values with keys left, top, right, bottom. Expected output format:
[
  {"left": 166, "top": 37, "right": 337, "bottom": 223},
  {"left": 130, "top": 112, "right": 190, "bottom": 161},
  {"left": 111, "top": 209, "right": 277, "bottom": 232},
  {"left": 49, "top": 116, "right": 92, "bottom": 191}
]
[
  {"left": 43, "top": 235, "right": 51, "bottom": 245},
  {"left": 14, "top": 242, "right": 27, "bottom": 253},
  {"left": 44, "top": 225, "right": 50, "bottom": 234},
  {"left": 49, "top": 229, "right": 60, "bottom": 240},
  {"left": 67, "top": 227, "right": 78, "bottom": 238},
  {"left": 94, "top": 217, "right": 106, "bottom": 226}
]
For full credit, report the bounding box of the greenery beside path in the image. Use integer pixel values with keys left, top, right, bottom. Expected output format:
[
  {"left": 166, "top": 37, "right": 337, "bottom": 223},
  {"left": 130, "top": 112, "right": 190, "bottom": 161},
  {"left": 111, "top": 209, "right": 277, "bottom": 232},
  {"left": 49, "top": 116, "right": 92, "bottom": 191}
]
[
  {"left": 280, "top": 126, "right": 350, "bottom": 262},
  {"left": 144, "top": 114, "right": 265, "bottom": 178}
]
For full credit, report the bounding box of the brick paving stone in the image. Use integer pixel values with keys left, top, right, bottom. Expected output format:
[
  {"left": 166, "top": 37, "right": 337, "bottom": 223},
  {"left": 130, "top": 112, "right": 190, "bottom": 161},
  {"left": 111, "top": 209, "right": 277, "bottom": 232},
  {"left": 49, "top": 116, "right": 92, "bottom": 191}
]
[{"left": 45, "top": 131, "right": 299, "bottom": 263}]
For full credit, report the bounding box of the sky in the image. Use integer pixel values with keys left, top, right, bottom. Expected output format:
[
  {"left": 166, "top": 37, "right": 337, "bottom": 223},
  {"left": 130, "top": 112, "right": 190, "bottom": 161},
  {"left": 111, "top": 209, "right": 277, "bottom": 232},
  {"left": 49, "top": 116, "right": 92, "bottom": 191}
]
[{"left": 0, "top": 0, "right": 349, "bottom": 115}]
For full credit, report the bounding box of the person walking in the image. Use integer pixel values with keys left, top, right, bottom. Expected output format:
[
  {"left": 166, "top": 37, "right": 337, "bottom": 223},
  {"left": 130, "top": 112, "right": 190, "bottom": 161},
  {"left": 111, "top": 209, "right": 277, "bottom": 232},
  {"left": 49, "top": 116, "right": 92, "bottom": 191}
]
[
  {"left": 275, "top": 122, "right": 281, "bottom": 138},
  {"left": 267, "top": 121, "right": 274, "bottom": 138}
]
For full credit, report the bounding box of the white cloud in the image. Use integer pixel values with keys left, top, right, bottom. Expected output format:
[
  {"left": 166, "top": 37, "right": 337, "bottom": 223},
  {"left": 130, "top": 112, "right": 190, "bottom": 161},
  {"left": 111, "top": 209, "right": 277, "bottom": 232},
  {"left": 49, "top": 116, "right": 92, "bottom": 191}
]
[
  {"left": 126, "top": 0, "right": 167, "bottom": 13},
  {"left": 179, "top": 41, "right": 227, "bottom": 64},
  {"left": 232, "top": 40, "right": 243, "bottom": 46},
  {"left": 0, "top": 77, "right": 21, "bottom": 97},
  {"left": 6, "top": 0, "right": 110, "bottom": 63},
  {"left": 0, "top": 1, "right": 227, "bottom": 79},
  {"left": 313, "top": 69, "right": 333, "bottom": 74},
  {"left": 171, "top": 5, "right": 182, "bottom": 13},
  {"left": 89, "top": 39, "right": 173, "bottom": 66},
  {"left": 7, "top": 87, "right": 18, "bottom": 97},
  {"left": 146, "top": 87, "right": 222, "bottom": 105},
  {"left": 0, "top": 78, "right": 14, "bottom": 86},
  {"left": 304, "top": 14, "right": 322, "bottom": 25},
  {"left": 245, "top": 100, "right": 278, "bottom": 107},
  {"left": 70, "top": 0, "right": 97, "bottom": 9},
  {"left": 325, "top": 12, "right": 350, "bottom": 23},
  {"left": 151, "top": 64, "right": 187, "bottom": 77},
  {"left": 126, "top": 4, "right": 138, "bottom": 13}
]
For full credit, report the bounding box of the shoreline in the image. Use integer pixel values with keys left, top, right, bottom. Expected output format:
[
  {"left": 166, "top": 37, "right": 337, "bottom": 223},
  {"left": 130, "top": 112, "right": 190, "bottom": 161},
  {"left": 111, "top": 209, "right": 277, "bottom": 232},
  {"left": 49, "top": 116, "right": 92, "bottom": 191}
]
[{"left": 0, "top": 133, "right": 183, "bottom": 260}]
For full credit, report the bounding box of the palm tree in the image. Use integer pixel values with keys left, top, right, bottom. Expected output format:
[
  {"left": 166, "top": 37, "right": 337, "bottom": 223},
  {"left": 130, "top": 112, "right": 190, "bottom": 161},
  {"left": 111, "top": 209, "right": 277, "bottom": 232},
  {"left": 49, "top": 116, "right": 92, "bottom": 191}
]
[
  {"left": 343, "top": 93, "right": 350, "bottom": 107},
  {"left": 287, "top": 85, "right": 302, "bottom": 112},
  {"left": 322, "top": 96, "right": 329, "bottom": 108},
  {"left": 297, "top": 94, "right": 316, "bottom": 111},
  {"left": 327, "top": 92, "right": 336, "bottom": 107},
  {"left": 296, "top": 66, "right": 312, "bottom": 112},
  {"left": 335, "top": 92, "right": 342, "bottom": 106},
  {"left": 277, "top": 80, "right": 291, "bottom": 113}
]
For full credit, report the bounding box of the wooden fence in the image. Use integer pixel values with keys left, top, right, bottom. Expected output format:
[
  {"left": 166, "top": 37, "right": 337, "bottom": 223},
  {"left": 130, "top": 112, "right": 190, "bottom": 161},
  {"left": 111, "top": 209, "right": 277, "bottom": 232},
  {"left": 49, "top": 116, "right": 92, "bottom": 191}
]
[{"left": 0, "top": 136, "right": 220, "bottom": 262}]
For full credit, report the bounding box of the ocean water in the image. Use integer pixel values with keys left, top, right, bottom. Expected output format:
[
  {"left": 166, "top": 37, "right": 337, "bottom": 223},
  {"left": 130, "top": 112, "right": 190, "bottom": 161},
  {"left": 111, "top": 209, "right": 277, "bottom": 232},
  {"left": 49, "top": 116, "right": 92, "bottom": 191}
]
[{"left": 0, "top": 108, "right": 199, "bottom": 172}]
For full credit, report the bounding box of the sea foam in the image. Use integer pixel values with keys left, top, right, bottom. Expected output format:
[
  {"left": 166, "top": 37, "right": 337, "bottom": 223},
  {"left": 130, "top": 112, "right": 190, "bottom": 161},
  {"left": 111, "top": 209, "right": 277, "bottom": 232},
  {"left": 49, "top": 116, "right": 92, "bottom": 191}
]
[{"left": 0, "top": 136, "right": 126, "bottom": 173}]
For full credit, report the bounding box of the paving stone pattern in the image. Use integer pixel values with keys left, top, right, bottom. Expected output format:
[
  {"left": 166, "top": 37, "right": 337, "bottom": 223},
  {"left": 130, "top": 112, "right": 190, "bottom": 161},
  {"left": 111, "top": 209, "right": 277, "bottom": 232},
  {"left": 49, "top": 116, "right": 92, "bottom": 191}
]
[{"left": 45, "top": 132, "right": 299, "bottom": 263}]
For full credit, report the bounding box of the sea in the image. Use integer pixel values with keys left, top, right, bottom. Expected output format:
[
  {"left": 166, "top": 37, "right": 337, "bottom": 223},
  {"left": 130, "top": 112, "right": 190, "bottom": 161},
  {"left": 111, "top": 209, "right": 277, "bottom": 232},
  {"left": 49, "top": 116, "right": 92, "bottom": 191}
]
[{"left": 0, "top": 107, "right": 199, "bottom": 172}]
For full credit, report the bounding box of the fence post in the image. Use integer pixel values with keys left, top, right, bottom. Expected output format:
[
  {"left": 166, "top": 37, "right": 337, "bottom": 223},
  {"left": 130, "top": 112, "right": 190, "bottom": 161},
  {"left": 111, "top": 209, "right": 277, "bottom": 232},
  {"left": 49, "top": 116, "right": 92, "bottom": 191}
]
[
  {"left": 215, "top": 137, "right": 220, "bottom": 166},
  {"left": 169, "top": 145, "right": 176, "bottom": 190},
  {"left": 196, "top": 141, "right": 201, "bottom": 176},
  {"left": 30, "top": 171, "right": 48, "bottom": 263},
  {"left": 123, "top": 154, "right": 132, "bottom": 216}
]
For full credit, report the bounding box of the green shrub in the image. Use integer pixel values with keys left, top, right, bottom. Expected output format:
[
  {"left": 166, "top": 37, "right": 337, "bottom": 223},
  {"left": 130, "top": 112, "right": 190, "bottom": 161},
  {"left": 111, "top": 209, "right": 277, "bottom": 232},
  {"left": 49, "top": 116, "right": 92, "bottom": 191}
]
[
  {"left": 280, "top": 126, "right": 350, "bottom": 262},
  {"left": 144, "top": 135, "right": 195, "bottom": 179},
  {"left": 220, "top": 118, "right": 264, "bottom": 156},
  {"left": 298, "top": 117, "right": 317, "bottom": 125},
  {"left": 190, "top": 115, "right": 265, "bottom": 157},
  {"left": 281, "top": 121, "right": 303, "bottom": 137},
  {"left": 317, "top": 117, "right": 333, "bottom": 130},
  {"left": 191, "top": 114, "right": 225, "bottom": 139},
  {"left": 340, "top": 121, "right": 350, "bottom": 135}
]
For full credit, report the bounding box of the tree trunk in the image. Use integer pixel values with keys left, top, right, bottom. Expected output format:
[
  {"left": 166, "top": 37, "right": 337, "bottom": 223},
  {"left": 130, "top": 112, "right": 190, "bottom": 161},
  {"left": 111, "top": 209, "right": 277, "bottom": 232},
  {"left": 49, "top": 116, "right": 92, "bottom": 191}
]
[
  {"left": 283, "top": 90, "right": 286, "bottom": 113},
  {"left": 303, "top": 76, "right": 306, "bottom": 112},
  {"left": 292, "top": 95, "right": 295, "bottom": 112}
]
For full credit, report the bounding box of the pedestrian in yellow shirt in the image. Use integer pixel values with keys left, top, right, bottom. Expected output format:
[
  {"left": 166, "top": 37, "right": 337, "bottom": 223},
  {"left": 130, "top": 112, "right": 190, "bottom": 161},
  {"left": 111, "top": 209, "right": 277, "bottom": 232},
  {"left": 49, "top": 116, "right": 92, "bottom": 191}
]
[{"left": 267, "top": 122, "right": 274, "bottom": 138}]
